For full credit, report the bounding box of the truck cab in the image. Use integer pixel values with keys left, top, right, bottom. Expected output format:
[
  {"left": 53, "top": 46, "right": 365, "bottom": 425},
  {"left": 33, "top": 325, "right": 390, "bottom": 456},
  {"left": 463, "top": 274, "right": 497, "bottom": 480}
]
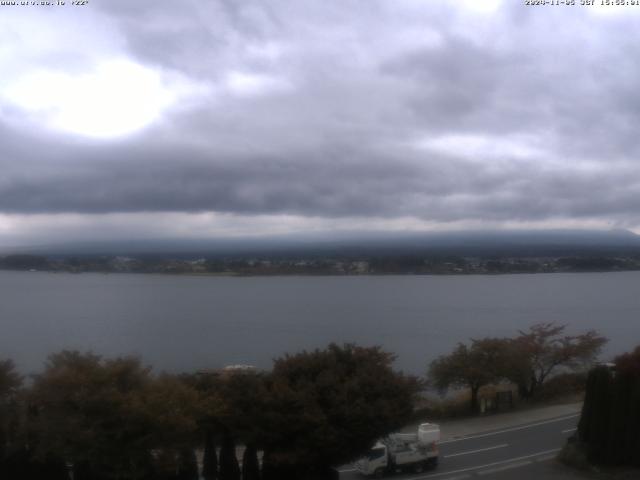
[
  {"left": 354, "top": 442, "right": 388, "bottom": 477},
  {"left": 354, "top": 423, "right": 440, "bottom": 477}
]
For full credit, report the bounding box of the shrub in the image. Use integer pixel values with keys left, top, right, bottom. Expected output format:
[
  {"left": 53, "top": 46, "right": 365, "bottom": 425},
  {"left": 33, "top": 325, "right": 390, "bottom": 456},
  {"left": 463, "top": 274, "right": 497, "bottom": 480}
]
[
  {"left": 534, "top": 372, "right": 587, "bottom": 401},
  {"left": 558, "top": 440, "right": 590, "bottom": 471}
]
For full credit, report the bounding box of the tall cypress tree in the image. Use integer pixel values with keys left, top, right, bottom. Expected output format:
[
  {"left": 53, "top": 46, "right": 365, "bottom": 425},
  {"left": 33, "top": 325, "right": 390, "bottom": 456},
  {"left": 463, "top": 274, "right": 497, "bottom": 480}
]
[
  {"left": 585, "top": 367, "right": 612, "bottom": 465},
  {"left": 577, "top": 367, "right": 598, "bottom": 442},
  {"left": 241, "top": 444, "right": 260, "bottom": 480},
  {"left": 615, "top": 367, "right": 640, "bottom": 466},
  {"left": 202, "top": 431, "right": 218, "bottom": 480},
  {"left": 177, "top": 448, "right": 199, "bottom": 480},
  {"left": 629, "top": 378, "right": 640, "bottom": 467},
  {"left": 606, "top": 369, "right": 629, "bottom": 465},
  {"left": 578, "top": 347, "right": 640, "bottom": 467},
  {"left": 219, "top": 435, "right": 240, "bottom": 480},
  {"left": 260, "top": 451, "right": 276, "bottom": 480}
]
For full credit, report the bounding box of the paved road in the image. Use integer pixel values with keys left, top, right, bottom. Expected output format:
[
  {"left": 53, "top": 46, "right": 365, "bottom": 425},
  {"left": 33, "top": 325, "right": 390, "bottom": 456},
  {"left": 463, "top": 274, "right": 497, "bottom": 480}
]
[{"left": 339, "top": 413, "right": 579, "bottom": 479}]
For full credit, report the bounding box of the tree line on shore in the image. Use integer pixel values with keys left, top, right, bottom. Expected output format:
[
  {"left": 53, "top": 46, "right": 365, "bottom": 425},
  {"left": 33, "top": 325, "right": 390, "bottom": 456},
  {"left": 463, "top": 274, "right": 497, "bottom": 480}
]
[
  {"left": 0, "top": 323, "right": 611, "bottom": 480},
  {"left": 4, "top": 253, "right": 640, "bottom": 276}
]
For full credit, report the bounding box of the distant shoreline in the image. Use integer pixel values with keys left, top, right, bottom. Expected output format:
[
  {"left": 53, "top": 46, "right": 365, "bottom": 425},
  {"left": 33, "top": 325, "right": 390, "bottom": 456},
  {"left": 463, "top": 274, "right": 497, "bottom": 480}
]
[{"left": 2, "top": 267, "right": 640, "bottom": 277}]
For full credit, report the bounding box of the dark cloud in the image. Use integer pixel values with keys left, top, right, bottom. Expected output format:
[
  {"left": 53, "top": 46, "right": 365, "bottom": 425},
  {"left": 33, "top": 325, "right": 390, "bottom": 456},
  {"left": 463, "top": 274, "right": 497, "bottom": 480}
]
[
  {"left": 3, "top": 1, "right": 640, "bottom": 236},
  {"left": 2, "top": 118, "right": 640, "bottom": 227}
]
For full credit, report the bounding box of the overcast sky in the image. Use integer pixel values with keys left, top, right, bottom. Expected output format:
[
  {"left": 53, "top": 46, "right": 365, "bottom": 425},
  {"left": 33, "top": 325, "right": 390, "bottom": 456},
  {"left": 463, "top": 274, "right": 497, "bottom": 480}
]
[{"left": 1, "top": 0, "right": 640, "bottom": 247}]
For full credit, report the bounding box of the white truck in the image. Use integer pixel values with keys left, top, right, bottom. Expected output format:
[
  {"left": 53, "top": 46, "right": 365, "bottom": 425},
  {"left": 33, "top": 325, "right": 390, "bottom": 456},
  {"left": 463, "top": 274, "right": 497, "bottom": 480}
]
[{"left": 354, "top": 423, "right": 440, "bottom": 477}]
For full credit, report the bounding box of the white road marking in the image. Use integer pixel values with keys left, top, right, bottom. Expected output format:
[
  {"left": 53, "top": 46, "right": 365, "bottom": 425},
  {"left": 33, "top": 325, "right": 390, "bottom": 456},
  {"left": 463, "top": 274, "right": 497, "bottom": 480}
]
[
  {"left": 338, "top": 467, "right": 356, "bottom": 472},
  {"left": 404, "top": 448, "right": 561, "bottom": 480},
  {"left": 444, "top": 443, "right": 508, "bottom": 458},
  {"left": 439, "top": 475, "right": 471, "bottom": 480},
  {"left": 562, "top": 427, "right": 577, "bottom": 433},
  {"left": 439, "top": 414, "right": 579, "bottom": 444},
  {"left": 477, "top": 460, "right": 532, "bottom": 475},
  {"left": 534, "top": 454, "right": 558, "bottom": 462}
]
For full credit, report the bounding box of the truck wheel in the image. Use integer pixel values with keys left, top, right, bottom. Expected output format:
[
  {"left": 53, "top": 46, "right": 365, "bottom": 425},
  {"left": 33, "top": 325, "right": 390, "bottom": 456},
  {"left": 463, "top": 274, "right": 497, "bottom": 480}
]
[
  {"left": 374, "top": 467, "right": 385, "bottom": 478},
  {"left": 413, "top": 462, "right": 425, "bottom": 473}
]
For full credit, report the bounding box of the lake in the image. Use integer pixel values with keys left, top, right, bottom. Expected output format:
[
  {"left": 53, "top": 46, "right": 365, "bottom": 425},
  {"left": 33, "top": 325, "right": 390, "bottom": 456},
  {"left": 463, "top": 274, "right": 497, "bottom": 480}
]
[{"left": 1, "top": 270, "right": 638, "bottom": 375}]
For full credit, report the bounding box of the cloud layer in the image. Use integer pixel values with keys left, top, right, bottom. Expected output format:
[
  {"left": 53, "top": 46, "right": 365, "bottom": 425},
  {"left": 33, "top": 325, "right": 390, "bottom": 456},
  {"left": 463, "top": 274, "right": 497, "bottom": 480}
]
[{"left": 2, "top": 1, "right": 640, "bottom": 242}]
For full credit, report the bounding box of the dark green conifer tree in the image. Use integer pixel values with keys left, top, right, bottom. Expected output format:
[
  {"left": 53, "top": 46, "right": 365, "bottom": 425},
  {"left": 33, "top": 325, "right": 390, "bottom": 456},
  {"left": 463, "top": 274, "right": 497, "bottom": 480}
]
[
  {"left": 177, "top": 448, "right": 199, "bottom": 480},
  {"left": 628, "top": 377, "right": 640, "bottom": 467},
  {"left": 606, "top": 368, "right": 632, "bottom": 465},
  {"left": 578, "top": 348, "right": 640, "bottom": 467},
  {"left": 219, "top": 435, "right": 240, "bottom": 480},
  {"left": 241, "top": 444, "right": 260, "bottom": 480},
  {"left": 577, "top": 366, "right": 597, "bottom": 442},
  {"left": 202, "top": 431, "right": 218, "bottom": 480},
  {"left": 584, "top": 367, "right": 612, "bottom": 464}
]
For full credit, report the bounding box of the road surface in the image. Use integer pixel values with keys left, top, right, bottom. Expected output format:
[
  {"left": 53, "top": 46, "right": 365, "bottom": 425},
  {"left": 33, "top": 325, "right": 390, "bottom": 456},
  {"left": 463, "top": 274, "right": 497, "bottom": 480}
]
[{"left": 339, "top": 413, "right": 579, "bottom": 479}]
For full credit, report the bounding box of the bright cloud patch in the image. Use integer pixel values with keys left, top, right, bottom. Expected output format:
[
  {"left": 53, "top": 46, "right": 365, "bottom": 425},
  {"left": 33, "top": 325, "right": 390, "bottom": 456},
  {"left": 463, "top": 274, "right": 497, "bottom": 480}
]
[
  {"left": 3, "top": 59, "right": 183, "bottom": 138},
  {"left": 414, "top": 134, "right": 547, "bottom": 161},
  {"left": 225, "top": 71, "right": 292, "bottom": 97},
  {"left": 0, "top": 212, "right": 619, "bottom": 249},
  {"left": 453, "top": 0, "right": 502, "bottom": 14}
]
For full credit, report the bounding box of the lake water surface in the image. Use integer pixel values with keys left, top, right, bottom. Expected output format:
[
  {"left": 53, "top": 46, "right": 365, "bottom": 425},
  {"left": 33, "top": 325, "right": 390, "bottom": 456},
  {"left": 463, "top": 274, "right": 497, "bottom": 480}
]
[{"left": 1, "top": 271, "right": 638, "bottom": 375}]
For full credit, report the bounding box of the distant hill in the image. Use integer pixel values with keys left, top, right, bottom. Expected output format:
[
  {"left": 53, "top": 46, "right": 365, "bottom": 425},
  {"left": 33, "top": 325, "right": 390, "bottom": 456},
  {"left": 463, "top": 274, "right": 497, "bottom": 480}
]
[{"left": 6, "top": 229, "right": 640, "bottom": 260}]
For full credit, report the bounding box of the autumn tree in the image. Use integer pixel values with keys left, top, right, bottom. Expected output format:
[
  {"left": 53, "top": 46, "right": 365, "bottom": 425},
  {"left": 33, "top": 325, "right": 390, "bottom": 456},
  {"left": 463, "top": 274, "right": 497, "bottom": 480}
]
[
  {"left": 0, "top": 359, "right": 21, "bottom": 397},
  {"left": 428, "top": 338, "right": 511, "bottom": 413},
  {"left": 0, "top": 360, "right": 22, "bottom": 475},
  {"left": 510, "top": 323, "right": 607, "bottom": 398},
  {"left": 30, "top": 351, "right": 201, "bottom": 480},
  {"left": 259, "top": 343, "right": 420, "bottom": 480},
  {"left": 137, "top": 374, "right": 202, "bottom": 480},
  {"left": 0, "top": 359, "right": 22, "bottom": 443},
  {"left": 0, "top": 360, "right": 69, "bottom": 480}
]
